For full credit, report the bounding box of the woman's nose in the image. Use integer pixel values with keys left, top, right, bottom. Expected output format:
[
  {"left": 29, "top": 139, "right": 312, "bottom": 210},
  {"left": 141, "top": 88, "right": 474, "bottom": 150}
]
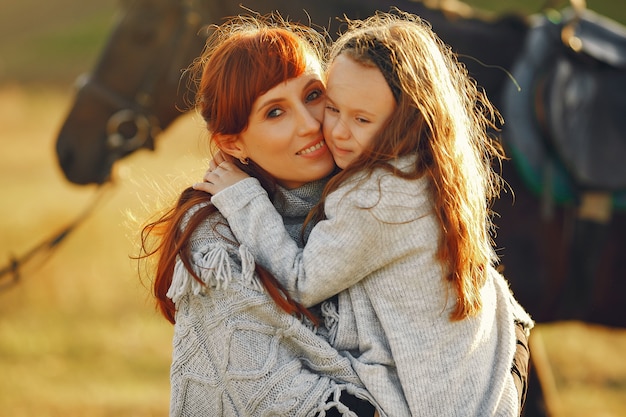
[{"left": 298, "top": 107, "right": 322, "bottom": 135}]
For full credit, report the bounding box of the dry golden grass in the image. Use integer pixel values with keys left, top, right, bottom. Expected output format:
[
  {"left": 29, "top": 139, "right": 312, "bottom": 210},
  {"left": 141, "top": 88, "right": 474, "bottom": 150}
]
[
  {"left": 0, "top": 84, "right": 206, "bottom": 416},
  {"left": 533, "top": 323, "right": 626, "bottom": 417},
  {"left": 1, "top": 85, "right": 625, "bottom": 417}
]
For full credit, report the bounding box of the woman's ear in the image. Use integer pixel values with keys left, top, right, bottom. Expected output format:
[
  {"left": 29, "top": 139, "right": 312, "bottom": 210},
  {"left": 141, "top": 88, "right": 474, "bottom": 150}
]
[{"left": 214, "top": 133, "right": 247, "bottom": 160}]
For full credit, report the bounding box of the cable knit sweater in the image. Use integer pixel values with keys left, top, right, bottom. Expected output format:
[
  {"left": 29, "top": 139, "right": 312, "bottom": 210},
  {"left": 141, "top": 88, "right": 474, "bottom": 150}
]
[
  {"left": 166, "top": 178, "right": 381, "bottom": 417},
  {"left": 212, "top": 156, "right": 534, "bottom": 417}
]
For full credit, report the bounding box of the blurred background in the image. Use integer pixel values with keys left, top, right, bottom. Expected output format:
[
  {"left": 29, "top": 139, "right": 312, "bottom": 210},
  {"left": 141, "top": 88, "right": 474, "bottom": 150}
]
[{"left": 1, "top": 1, "right": 625, "bottom": 416}]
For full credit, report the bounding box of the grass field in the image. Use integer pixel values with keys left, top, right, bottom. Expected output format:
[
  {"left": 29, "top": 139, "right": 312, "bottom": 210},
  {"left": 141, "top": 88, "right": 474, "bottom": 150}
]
[
  {"left": 0, "top": 85, "right": 203, "bottom": 416},
  {"left": 1, "top": 1, "right": 626, "bottom": 416}
]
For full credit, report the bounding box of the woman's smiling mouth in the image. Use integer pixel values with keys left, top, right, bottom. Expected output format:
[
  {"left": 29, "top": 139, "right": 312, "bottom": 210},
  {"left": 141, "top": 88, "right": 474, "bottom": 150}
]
[{"left": 296, "top": 140, "right": 326, "bottom": 155}]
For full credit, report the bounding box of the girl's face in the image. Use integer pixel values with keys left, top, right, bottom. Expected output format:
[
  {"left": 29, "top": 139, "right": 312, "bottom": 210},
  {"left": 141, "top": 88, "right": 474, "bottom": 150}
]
[
  {"left": 323, "top": 54, "right": 396, "bottom": 169},
  {"left": 231, "top": 66, "right": 335, "bottom": 189}
]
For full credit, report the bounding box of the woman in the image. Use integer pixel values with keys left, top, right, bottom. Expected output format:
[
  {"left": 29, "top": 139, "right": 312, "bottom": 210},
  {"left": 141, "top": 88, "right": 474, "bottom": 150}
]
[{"left": 139, "top": 15, "right": 379, "bottom": 417}]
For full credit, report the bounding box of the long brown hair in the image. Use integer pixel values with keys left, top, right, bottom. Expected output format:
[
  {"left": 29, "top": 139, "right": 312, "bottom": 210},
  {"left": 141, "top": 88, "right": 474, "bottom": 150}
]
[
  {"left": 139, "top": 15, "right": 327, "bottom": 324},
  {"left": 309, "top": 10, "right": 506, "bottom": 321}
]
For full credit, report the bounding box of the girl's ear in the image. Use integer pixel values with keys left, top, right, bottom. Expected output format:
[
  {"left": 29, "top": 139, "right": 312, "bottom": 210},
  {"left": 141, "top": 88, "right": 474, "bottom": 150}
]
[{"left": 214, "top": 133, "right": 247, "bottom": 160}]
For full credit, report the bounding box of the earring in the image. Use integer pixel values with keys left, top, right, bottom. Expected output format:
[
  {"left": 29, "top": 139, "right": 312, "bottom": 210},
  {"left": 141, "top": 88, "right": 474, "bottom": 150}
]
[{"left": 239, "top": 156, "right": 249, "bottom": 165}]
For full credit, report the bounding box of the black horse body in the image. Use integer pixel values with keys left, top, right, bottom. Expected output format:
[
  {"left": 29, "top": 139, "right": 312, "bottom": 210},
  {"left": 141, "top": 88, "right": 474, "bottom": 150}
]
[{"left": 54, "top": 0, "right": 626, "bottom": 329}]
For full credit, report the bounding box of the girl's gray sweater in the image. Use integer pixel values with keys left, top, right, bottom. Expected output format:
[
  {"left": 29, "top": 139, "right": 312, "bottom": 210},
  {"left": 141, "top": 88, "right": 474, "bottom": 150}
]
[
  {"left": 166, "top": 178, "right": 380, "bottom": 417},
  {"left": 212, "top": 157, "right": 534, "bottom": 417}
]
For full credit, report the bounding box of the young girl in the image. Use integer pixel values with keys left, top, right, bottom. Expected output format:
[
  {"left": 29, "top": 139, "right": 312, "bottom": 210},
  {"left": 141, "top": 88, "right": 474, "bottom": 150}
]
[
  {"left": 140, "top": 15, "right": 381, "bottom": 417},
  {"left": 197, "top": 10, "right": 533, "bottom": 417}
]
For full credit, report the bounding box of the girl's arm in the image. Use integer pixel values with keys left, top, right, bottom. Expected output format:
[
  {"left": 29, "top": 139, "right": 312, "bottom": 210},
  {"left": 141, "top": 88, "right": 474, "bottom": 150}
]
[{"left": 210, "top": 172, "right": 418, "bottom": 307}]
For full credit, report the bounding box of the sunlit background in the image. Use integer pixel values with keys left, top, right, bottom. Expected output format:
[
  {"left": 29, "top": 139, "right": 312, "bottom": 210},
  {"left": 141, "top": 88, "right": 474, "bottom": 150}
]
[{"left": 1, "top": 1, "right": 625, "bottom": 416}]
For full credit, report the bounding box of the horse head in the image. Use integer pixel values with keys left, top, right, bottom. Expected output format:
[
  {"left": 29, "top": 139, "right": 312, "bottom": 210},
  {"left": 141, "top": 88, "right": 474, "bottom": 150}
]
[{"left": 55, "top": 0, "right": 207, "bottom": 184}]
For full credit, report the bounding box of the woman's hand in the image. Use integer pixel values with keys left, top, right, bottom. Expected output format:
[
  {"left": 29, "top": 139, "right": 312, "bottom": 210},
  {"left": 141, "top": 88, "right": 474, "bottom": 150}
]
[{"left": 193, "top": 151, "right": 250, "bottom": 195}]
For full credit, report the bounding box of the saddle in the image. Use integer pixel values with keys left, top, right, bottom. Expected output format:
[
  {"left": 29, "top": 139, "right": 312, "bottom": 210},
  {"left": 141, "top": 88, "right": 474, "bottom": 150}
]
[{"left": 502, "top": 7, "right": 626, "bottom": 211}]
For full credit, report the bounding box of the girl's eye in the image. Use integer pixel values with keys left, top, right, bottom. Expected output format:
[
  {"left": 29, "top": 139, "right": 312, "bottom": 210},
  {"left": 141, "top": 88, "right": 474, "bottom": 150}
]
[
  {"left": 356, "top": 117, "right": 370, "bottom": 124},
  {"left": 306, "top": 88, "right": 324, "bottom": 103},
  {"left": 325, "top": 105, "right": 339, "bottom": 113},
  {"left": 267, "top": 107, "right": 284, "bottom": 118}
]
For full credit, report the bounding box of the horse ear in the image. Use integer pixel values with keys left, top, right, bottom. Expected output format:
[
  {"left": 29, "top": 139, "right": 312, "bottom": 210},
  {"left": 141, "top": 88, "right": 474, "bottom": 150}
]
[{"left": 214, "top": 133, "right": 246, "bottom": 159}]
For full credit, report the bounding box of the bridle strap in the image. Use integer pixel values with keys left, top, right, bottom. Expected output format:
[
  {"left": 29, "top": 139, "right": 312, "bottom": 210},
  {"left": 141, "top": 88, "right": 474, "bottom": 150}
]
[
  {"left": 0, "top": 184, "right": 114, "bottom": 291},
  {"left": 74, "top": 0, "right": 203, "bottom": 157},
  {"left": 74, "top": 73, "right": 142, "bottom": 114}
]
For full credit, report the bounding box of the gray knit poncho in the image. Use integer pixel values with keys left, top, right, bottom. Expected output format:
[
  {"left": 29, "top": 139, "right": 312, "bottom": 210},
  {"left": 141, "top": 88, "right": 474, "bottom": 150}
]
[{"left": 166, "top": 178, "right": 380, "bottom": 417}]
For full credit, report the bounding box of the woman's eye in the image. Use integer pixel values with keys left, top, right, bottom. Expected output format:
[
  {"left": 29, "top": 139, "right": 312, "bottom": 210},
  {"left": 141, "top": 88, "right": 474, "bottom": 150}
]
[
  {"left": 306, "top": 88, "right": 324, "bottom": 103},
  {"left": 267, "top": 107, "right": 284, "bottom": 118}
]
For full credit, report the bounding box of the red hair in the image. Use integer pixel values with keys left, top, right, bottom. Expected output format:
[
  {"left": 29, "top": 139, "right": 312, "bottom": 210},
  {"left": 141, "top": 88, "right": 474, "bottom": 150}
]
[
  {"left": 196, "top": 25, "right": 321, "bottom": 136},
  {"left": 139, "top": 17, "right": 326, "bottom": 324}
]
